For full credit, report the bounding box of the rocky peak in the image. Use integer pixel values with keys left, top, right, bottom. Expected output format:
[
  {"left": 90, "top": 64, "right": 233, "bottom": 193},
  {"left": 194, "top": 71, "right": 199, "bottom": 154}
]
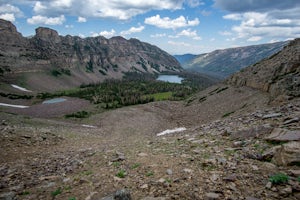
[
  {"left": 0, "top": 19, "right": 18, "bottom": 34},
  {"left": 227, "top": 38, "right": 300, "bottom": 101},
  {"left": 0, "top": 19, "right": 22, "bottom": 39},
  {"left": 35, "top": 27, "right": 61, "bottom": 43}
]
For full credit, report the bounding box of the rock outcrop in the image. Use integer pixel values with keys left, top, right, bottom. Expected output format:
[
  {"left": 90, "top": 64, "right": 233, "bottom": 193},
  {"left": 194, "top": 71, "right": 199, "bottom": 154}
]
[
  {"left": 0, "top": 19, "right": 182, "bottom": 91},
  {"left": 227, "top": 38, "right": 300, "bottom": 100}
]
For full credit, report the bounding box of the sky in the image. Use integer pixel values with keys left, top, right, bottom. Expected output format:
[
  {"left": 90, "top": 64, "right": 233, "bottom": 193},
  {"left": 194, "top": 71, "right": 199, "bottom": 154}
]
[{"left": 0, "top": 0, "right": 300, "bottom": 55}]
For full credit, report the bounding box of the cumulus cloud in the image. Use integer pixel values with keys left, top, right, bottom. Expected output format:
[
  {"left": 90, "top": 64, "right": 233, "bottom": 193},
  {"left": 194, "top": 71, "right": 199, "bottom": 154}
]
[
  {"left": 150, "top": 33, "right": 166, "bottom": 38},
  {"left": 185, "top": 0, "right": 204, "bottom": 8},
  {"left": 219, "top": 31, "right": 232, "bottom": 36},
  {"left": 214, "top": 0, "right": 300, "bottom": 12},
  {"left": 177, "top": 29, "right": 201, "bottom": 40},
  {"left": 145, "top": 15, "right": 199, "bottom": 29},
  {"left": 247, "top": 36, "right": 262, "bottom": 42},
  {"left": 0, "top": 13, "right": 15, "bottom": 22},
  {"left": 0, "top": 4, "right": 23, "bottom": 22},
  {"left": 219, "top": 0, "right": 300, "bottom": 41},
  {"left": 77, "top": 16, "right": 86, "bottom": 23},
  {"left": 29, "top": 0, "right": 186, "bottom": 20},
  {"left": 121, "top": 26, "right": 145, "bottom": 35},
  {"left": 99, "top": 29, "right": 116, "bottom": 38},
  {"left": 27, "top": 15, "right": 66, "bottom": 25},
  {"left": 168, "top": 40, "right": 191, "bottom": 47}
]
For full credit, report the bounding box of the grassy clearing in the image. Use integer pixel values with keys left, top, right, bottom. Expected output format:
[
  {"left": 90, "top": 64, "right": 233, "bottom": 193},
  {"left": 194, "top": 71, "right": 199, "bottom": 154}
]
[{"left": 143, "top": 92, "right": 172, "bottom": 101}]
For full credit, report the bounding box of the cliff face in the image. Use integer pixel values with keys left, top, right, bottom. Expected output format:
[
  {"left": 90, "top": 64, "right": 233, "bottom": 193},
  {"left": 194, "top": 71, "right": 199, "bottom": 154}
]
[
  {"left": 0, "top": 19, "right": 182, "bottom": 91},
  {"left": 227, "top": 38, "right": 300, "bottom": 100}
]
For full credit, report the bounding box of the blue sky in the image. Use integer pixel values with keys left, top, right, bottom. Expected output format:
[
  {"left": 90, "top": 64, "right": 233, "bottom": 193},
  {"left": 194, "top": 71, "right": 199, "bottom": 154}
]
[{"left": 1, "top": 0, "right": 300, "bottom": 54}]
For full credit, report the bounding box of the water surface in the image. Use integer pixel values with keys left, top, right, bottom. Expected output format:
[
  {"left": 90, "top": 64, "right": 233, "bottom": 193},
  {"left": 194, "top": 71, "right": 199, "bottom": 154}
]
[{"left": 42, "top": 98, "right": 67, "bottom": 104}]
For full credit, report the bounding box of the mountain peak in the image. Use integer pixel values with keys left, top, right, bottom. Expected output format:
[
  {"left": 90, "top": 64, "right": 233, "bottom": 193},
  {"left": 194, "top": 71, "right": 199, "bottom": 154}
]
[{"left": 35, "top": 27, "right": 60, "bottom": 43}]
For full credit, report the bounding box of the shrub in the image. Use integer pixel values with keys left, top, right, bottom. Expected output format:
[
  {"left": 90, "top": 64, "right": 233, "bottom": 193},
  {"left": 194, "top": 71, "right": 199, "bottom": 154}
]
[
  {"left": 116, "top": 170, "right": 126, "bottom": 178},
  {"left": 269, "top": 173, "right": 289, "bottom": 185},
  {"left": 65, "top": 111, "right": 90, "bottom": 118},
  {"left": 51, "top": 188, "right": 62, "bottom": 197}
]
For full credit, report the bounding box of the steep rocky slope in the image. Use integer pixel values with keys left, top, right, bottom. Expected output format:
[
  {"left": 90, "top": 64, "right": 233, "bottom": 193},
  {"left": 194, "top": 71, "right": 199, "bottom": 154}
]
[
  {"left": 0, "top": 19, "right": 181, "bottom": 91},
  {"left": 227, "top": 38, "right": 300, "bottom": 101},
  {"left": 180, "top": 41, "right": 288, "bottom": 78}
]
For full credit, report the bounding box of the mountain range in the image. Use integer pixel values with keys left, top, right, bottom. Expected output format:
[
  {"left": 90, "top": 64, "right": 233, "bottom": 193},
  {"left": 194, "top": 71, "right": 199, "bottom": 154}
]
[
  {"left": 0, "top": 19, "right": 181, "bottom": 91},
  {"left": 175, "top": 41, "right": 288, "bottom": 78}
]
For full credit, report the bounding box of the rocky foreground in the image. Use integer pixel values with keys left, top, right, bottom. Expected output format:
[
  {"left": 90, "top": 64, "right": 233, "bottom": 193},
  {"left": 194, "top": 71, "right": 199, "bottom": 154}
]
[{"left": 0, "top": 83, "right": 299, "bottom": 200}]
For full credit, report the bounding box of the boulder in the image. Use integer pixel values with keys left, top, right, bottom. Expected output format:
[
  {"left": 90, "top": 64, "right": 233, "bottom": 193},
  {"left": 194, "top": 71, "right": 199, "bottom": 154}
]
[
  {"left": 272, "top": 141, "right": 300, "bottom": 166},
  {"left": 265, "top": 128, "right": 300, "bottom": 142}
]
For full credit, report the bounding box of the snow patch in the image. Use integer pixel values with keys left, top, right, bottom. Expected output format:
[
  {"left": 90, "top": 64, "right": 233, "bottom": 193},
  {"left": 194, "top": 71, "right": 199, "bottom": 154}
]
[
  {"left": 157, "top": 127, "right": 186, "bottom": 136},
  {"left": 11, "top": 84, "right": 32, "bottom": 92},
  {"left": 82, "top": 124, "right": 97, "bottom": 128},
  {"left": 0, "top": 103, "right": 29, "bottom": 108}
]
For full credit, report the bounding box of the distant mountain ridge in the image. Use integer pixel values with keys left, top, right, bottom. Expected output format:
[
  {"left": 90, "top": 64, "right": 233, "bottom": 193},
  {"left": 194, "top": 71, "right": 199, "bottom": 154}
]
[
  {"left": 173, "top": 54, "right": 197, "bottom": 65},
  {"left": 176, "top": 41, "right": 288, "bottom": 78},
  {"left": 0, "top": 19, "right": 182, "bottom": 91}
]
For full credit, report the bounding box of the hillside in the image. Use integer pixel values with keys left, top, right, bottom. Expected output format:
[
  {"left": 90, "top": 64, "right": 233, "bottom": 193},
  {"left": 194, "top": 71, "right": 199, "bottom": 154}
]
[
  {"left": 227, "top": 38, "right": 300, "bottom": 101},
  {"left": 179, "top": 41, "right": 288, "bottom": 78},
  {"left": 0, "top": 33, "right": 299, "bottom": 200},
  {"left": 173, "top": 54, "right": 197, "bottom": 65},
  {"left": 0, "top": 19, "right": 182, "bottom": 91}
]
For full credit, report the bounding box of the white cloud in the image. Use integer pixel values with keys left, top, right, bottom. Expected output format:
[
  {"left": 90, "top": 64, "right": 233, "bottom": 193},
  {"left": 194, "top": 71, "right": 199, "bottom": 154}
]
[
  {"left": 33, "top": 2, "right": 47, "bottom": 13},
  {"left": 0, "top": 3, "right": 23, "bottom": 22},
  {"left": 224, "top": 10, "right": 300, "bottom": 41},
  {"left": 78, "top": 33, "right": 85, "bottom": 38},
  {"left": 150, "top": 33, "right": 166, "bottom": 38},
  {"left": 99, "top": 29, "right": 116, "bottom": 38},
  {"left": 168, "top": 40, "right": 191, "bottom": 47},
  {"left": 247, "top": 36, "right": 262, "bottom": 42},
  {"left": 27, "top": 15, "right": 66, "bottom": 25},
  {"left": 121, "top": 26, "right": 145, "bottom": 35},
  {"left": 185, "top": 0, "right": 205, "bottom": 8},
  {"left": 219, "top": 31, "right": 232, "bottom": 36},
  {"left": 0, "top": 13, "right": 15, "bottom": 22},
  {"left": 177, "top": 29, "right": 202, "bottom": 40},
  {"left": 215, "top": 0, "right": 300, "bottom": 13},
  {"left": 223, "top": 13, "right": 242, "bottom": 20},
  {"left": 77, "top": 16, "right": 87, "bottom": 23},
  {"left": 31, "top": 0, "right": 185, "bottom": 20},
  {"left": 220, "top": 1, "right": 300, "bottom": 42},
  {"left": 0, "top": 4, "right": 22, "bottom": 15},
  {"left": 65, "top": 24, "right": 74, "bottom": 29},
  {"left": 145, "top": 15, "right": 200, "bottom": 29}
]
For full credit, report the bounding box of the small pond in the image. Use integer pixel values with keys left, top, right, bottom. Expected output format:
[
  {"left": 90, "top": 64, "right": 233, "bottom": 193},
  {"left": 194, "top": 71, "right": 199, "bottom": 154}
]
[
  {"left": 156, "top": 75, "right": 184, "bottom": 84},
  {"left": 42, "top": 98, "right": 67, "bottom": 104}
]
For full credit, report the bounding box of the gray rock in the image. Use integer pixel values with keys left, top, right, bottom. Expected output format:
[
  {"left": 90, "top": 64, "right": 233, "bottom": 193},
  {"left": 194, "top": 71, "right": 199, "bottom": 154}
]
[
  {"left": 205, "top": 192, "right": 220, "bottom": 199},
  {"left": 166, "top": 169, "right": 173, "bottom": 175},
  {"left": 272, "top": 141, "right": 300, "bottom": 166},
  {"left": 230, "top": 126, "right": 272, "bottom": 140},
  {"left": 0, "top": 192, "right": 16, "bottom": 200},
  {"left": 262, "top": 113, "right": 282, "bottom": 119},
  {"left": 262, "top": 146, "right": 281, "bottom": 161},
  {"left": 245, "top": 197, "right": 260, "bottom": 200},
  {"left": 142, "top": 197, "right": 166, "bottom": 200},
  {"left": 114, "top": 189, "right": 132, "bottom": 200},
  {"left": 265, "top": 182, "right": 272, "bottom": 189},
  {"left": 283, "top": 117, "right": 300, "bottom": 125},
  {"left": 265, "top": 128, "right": 300, "bottom": 142}
]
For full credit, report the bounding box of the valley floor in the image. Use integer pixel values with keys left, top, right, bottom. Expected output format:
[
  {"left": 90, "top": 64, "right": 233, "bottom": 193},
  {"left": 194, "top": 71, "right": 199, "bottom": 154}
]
[{"left": 0, "top": 84, "right": 299, "bottom": 200}]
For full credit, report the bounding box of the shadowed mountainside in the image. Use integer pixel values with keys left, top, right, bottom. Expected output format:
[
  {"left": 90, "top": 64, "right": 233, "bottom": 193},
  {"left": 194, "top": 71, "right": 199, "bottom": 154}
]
[
  {"left": 177, "top": 41, "right": 288, "bottom": 78},
  {"left": 0, "top": 19, "right": 182, "bottom": 91}
]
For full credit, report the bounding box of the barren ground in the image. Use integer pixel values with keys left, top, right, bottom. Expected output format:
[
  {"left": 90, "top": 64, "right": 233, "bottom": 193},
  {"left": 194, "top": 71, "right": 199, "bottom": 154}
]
[{"left": 0, "top": 84, "right": 299, "bottom": 200}]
